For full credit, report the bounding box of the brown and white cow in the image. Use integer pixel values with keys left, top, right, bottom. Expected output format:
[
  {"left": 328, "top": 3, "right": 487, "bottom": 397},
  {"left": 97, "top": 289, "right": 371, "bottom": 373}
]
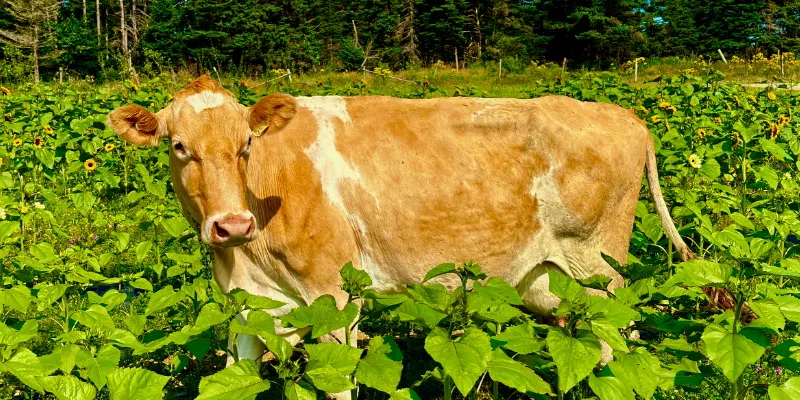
[{"left": 108, "top": 75, "right": 692, "bottom": 366}]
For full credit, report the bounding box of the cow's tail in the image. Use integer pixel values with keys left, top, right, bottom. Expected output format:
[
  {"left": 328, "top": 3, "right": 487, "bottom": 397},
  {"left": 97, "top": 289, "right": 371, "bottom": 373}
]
[{"left": 644, "top": 135, "right": 695, "bottom": 261}]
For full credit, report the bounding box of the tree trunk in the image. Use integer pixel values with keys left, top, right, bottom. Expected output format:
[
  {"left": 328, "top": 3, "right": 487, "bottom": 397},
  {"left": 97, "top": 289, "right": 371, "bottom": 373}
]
[
  {"left": 120, "top": 0, "right": 129, "bottom": 70},
  {"left": 82, "top": 0, "right": 87, "bottom": 22},
  {"left": 33, "top": 25, "right": 39, "bottom": 84},
  {"left": 96, "top": 0, "right": 101, "bottom": 46}
]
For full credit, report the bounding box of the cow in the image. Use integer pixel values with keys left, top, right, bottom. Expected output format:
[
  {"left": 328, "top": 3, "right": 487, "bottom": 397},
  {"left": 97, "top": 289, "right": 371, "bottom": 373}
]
[{"left": 107, "top": 75, "right": 692, "bottom": 381}]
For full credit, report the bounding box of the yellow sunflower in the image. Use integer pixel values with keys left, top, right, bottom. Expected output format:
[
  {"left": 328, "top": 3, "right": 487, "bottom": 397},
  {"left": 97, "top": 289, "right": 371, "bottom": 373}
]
[
  {"left": 0, "top": 87, "right": 10, "bottom": 96},
  {"left": 104, "top": 143, "right": 115, "bottom": 152},
  {"left": 688, "top": 154, "right": 702, "bottom": 169},
  {"left": 768, "top": 91, "right": 777, "bottom": 101},
  {"left": 33, "top": 137, "right": 44, "bottom": 149},
  {"left": 12, "top": 138, "right": 22, "bottom": 147},
  {"left": 43, "top": 125, "right": 54, "bottom": 135},
  {"left": 650, "top": 116, "right": 661, "bottom": 123},
  {"left": 714, "top": 117, "right": 722, "bottom": 124},
  {"left": 84, "top": 159, "right": 98, "bottom": 171}
]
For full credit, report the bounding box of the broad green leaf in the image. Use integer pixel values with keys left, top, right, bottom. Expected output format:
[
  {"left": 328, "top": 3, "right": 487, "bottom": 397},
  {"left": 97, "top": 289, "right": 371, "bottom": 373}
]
[
  {"left": 729, "top": 212, "right": 755, "bottom": 230},
  {"left": 306, "top": 342, "right": 363, "bottom": 376},
  {"left": 640, "top": 213, "right": 664, "bottom": 243},
  {"left": 0, "top": 220, "right": 20, "bottom": 242},
  {"left": 35, "top": 148, "right": 55, "bottom": 169},
  {"left": 0, "top": 347, "right": 48, "bottom": 392},
  {"left": 699, "top": 157, "right": 721, "bottom": 179},
  {"left": 71, "top": 192, "right": 96, "bottom": 216},
  {"left": 305, "top": 364, "right": 356, "bottom": 393},
  {"left": 588, "top": 374, "right": 635, "bottom": 400},
  {"left": 186, "top": 338, "right": 213, "bottom": 361},
  {"left": 196, "top": 359, "right": 269, "bottom": 400},
  {"left": 281, "top": 295, "right": 358, "bottom": 338},
  {"left": 145, "top": 286, "right": 185, "bottom": 316},
  {"left": 356, "top": 336, "right": 403, "bottom": 393},
  {"left": 424, "top": 327, "right": 491, "bottom": 396},
  {"left": 73, "top": 304, "right": 117, "bottom": 330},
  {"left": 492, "top": 323, "right": 543, "bottom": 354},
  {"left": 486, "top": 349, "right": 551, "bottom": 394},
  {"left": 1, "top": 285, "right": 32, "bottom": 313},
  {"left": 769, "top": 377, "right": 800, "bottom": 400},
  {"left": 749, "top": 299, "right": 786, "bottom": 333},
  {"left": 339, "top": 261, "right": 373, "bottom": 296},
  {"left": 775, "top": 295, "right": 800, "bottom": 322},
  {"left": 77, "top": 344, "right": 120, "bottom": 389},
  {"left": 284, "top": 380, "right": 316, "bottom": 400},
  {"left": 228, "top": 289, "right": 286, "bottom": 310},
  {"left": 136, "top": 241, "right": 153, "bottom": 262},
  {"left": 547, "top": 328, "right": 601, "bottom": 394},
  {"left": 590, "top": 319, "right": 628, "bottom": 353},
  {"left": 473, "top": 277, "right": 523, "bottom": 305},
  {"left": 609, "top": 347, "right": 674, "bottom": 398},
  {"left": 161, "top": 217, "right": 191, "bottom": 237},
  {"left": 407, "top": 284, "right": 453, "bottom": 312},
  {"left": 38, "top": 375, "right": 97, "bottom": 400},
  {"left": 423, "top": 262, "right": 457, "bottom": 282},
  {"left": 702, "top": 323, "right": 768, "bottom": 382},
  {"left": 36, "top": 283, "right": 68, "bottom": 311},
  {"left": 0, "top": 319, "right": 38, "bottom": 346},
  {"left": 664, "top": 259, "right": 733, "bottom": 287},
  {"left": 389, "top": 388, "right": 422, "bottom": 400},
  {"left": 107, "top": 367, "right": 170, "bottom": 400}
]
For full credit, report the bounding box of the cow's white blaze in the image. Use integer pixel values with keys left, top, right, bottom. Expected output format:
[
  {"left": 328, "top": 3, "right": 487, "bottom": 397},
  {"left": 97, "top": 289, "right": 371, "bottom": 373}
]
[
  {"left": 185, "top": 90, "right": 225, "bottom": 113},
  {"left": 298, "top": 97, "right": 363, "bottom": 212}
]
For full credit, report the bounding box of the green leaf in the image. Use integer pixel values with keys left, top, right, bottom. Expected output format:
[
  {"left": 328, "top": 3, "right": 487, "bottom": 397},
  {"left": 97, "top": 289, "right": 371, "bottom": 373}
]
[
  {"left": 0, "top": 347, "right": 49, "bottom": 392},
  {"left": 423, "top": 263, "right": 457, "bottom": 282},
  {"left": 389, "top": 388, "right": 422, "bottom": 400},
  {"left": 35, "top": 148, "right": 55, "bottom": 169},
  {"left": 339, "top": 261, "right": 373, "bottom": 296},
  {"left": 107, "top": 367, "right": 170, "bottom": 400},
  {"left": 590, "top": 319, "right": 629, "bottom": 353},
  {"left": 186, "top": 338, "right": 213, "bottom": 361},
  {"left": 70, "top": 192, "right": 96, "bottom": 216},
  {"left": 588, "top": 374, "right": 635, "bottom": 400},
  {"left": 36, "top": 284, "right": 68, "bottom": 311},
  {"left": 1, "top": 285, "right": 32, "bottom": 313},
  {"left": 729, "top": 212, "right": 755, "bottom": 230},
  {"left": 0, "top": 220, "right": 20, "bottom": 242},
  {"left": 577, "top": 274, "right": 613, "bottom": 291},
  {"left": 760, "top": 138, "right": 792, "bottom": 161},
  {"left": 356, "top": 336, "right": 403, "bottom": 393},
  {"left": 196, "top": 359, "right": 269, "bottom": 400},
  {"left": 769, "top": 377, "right": 800, "bottom": 400},
  {"left": 473, "top": 277, "right": 524, "bottom": 305},
  {"left": 775, "top": 295, "right": 800, "bottom": 322},
  {"left": 749, "top": 299, "right": 786, "bottom": 333},
  {"left": 73, "top": 304, "right": 117, "bottom": 330},
  {"left": 702, "top": 323, "right": 768, "bottom": 382},
  {"left": 486, "top": 349, "right": 551, "bottom": 394},
  {"left": 145, "top": 286, "right": 185, "bottom": 316},
  {"left": 547, "top": 270, "right": 585, "bottom": 303},
  {"left": 664, "top": 259, "right": 733, "bottom": 288},
  {"left": 492, "top": 323, "right": 543, "bottom": 354},
  {"left": 305, "top": 364, "right": 356, "bottom": 393},
  {"left": 38, "top": 375, "right": 97, "bottom": 400},
  {"left": 78, "top": 344, "right": 120, "bottom": 389},
  {"left": 424, "top": 327, "right": 491, "bottom": 396},
  {"left": 640, "top": 213, "right": 664, "bottom": 243},
  {"left": 161, "top": 217, "right": 190, "bottom": 237},
  {"left": 0, "top": 319, "right": 38, "bottom": 346},
  {"left": 306, "top": 342, "right": 363, "bottom": 376},
  {"left": 609, "top": 347, "right": 674, "bottom": 398},
  {"left": 135, "top": 241, "right": 153, "bottom": 262},
  {"left": 284, "top": 380, "right": 316, "bottom": 400},
  {"left": 281, "top": 295, "right": 358, "bottom": 338},
  {"left": 547, "top": 328, "right": 601, "bottom": 394},
  {"left": 228, "top": 289, "right": 287, "bottom": 310},
  {"left": 699, "top": 157, "right": 721, "bottom": 179}
]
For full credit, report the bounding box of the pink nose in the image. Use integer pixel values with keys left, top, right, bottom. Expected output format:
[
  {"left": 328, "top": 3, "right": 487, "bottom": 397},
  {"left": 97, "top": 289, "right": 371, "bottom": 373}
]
[{"left": 210, "top": 214, "right": 256, "bottom": 246}]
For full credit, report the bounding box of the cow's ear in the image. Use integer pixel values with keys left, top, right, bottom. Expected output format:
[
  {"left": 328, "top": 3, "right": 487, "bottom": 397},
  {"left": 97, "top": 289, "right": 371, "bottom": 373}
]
[
  {"left": 107, "top": 104, "right": 169, "bottom": 147},
  {"left": 247, "top": 94, "right": 297, "bottom": 136}
]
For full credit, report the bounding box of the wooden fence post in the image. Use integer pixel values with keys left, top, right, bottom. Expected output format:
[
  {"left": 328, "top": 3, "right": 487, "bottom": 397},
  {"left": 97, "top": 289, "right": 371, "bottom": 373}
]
[{"left": 718, "top": 49, "right": 727, "bottom": 63}]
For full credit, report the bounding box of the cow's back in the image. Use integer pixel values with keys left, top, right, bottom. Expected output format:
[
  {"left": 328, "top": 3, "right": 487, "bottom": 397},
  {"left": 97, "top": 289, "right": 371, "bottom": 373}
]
[{"left": 237, "top": 95, "right": 648, "bottom": 307}]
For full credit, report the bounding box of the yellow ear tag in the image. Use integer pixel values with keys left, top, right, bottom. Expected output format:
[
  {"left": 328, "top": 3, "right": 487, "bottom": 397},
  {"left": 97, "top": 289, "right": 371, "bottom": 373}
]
[{"left": 252, "top": 124, "right": 269, "bottom": 137}]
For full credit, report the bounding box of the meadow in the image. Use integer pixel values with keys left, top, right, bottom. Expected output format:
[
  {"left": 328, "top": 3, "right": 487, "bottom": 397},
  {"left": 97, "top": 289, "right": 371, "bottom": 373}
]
[{"left": 2, "top": 62, "right": 800, "bottom": 399}]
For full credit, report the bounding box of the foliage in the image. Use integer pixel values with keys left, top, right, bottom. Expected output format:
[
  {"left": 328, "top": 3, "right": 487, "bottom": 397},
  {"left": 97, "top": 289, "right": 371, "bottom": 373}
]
[{"left": 1, "top": 69, "right": 800, "bottom": 399}]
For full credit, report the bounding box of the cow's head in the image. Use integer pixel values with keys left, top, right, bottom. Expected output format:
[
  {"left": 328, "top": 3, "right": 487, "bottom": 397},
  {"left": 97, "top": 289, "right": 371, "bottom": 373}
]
[{"left": 107, "top": 75, "right": 297, "bottom": 247}]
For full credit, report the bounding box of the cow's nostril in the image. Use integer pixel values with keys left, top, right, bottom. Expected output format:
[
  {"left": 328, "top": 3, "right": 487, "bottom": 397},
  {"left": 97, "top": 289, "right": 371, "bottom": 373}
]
[{"left": 214, "top": 222, "right": 230, "bottom": 238}]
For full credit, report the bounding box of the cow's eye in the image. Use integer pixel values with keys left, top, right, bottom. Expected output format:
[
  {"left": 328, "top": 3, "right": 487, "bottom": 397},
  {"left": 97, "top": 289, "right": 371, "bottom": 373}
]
[{"left": 241, "top": 137, "right": 252, "bottom": 156}]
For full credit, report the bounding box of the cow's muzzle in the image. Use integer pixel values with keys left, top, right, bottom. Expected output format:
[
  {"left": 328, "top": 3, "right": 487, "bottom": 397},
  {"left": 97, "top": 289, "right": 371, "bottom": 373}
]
[{"left": 206, "top": 212, "right": 257, "bottom": 247}]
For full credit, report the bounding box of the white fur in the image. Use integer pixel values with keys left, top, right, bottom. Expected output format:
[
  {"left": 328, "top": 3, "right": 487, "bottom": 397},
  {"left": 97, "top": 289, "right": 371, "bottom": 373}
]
[
  {"left": 185, "top": 90, "right": 225, "bottom": 113},
  {"left": 298, "top": 97, "right": 363, "bottom": 214}
]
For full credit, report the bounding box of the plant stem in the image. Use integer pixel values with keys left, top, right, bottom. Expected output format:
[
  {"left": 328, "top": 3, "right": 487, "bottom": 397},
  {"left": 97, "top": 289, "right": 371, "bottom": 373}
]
[{"left": 444, "top": 374, "right": 453, "bottom": 400}]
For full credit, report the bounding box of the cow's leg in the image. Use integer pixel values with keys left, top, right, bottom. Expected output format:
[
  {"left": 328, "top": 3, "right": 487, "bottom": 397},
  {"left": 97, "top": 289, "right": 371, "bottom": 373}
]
[{"left": 227, "top": 313, "right": 266, "bottom": 367}]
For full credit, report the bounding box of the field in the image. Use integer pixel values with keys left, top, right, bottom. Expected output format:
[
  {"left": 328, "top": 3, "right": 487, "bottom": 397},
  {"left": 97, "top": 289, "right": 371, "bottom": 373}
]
[{"left": 1, "top": 64, "right": 800, "bottom": 400}]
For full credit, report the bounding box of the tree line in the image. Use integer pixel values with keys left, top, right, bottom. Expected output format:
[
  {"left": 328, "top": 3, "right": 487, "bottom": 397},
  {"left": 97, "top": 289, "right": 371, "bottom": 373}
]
[{"left": 2, "top": 0, "right": 800, "bottom": 83}]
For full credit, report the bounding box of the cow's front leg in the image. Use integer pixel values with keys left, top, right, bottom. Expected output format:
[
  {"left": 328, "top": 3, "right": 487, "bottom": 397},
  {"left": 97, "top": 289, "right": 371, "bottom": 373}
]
[{"left": 227, "top": 313, "right": 266, "bottom": 366}]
